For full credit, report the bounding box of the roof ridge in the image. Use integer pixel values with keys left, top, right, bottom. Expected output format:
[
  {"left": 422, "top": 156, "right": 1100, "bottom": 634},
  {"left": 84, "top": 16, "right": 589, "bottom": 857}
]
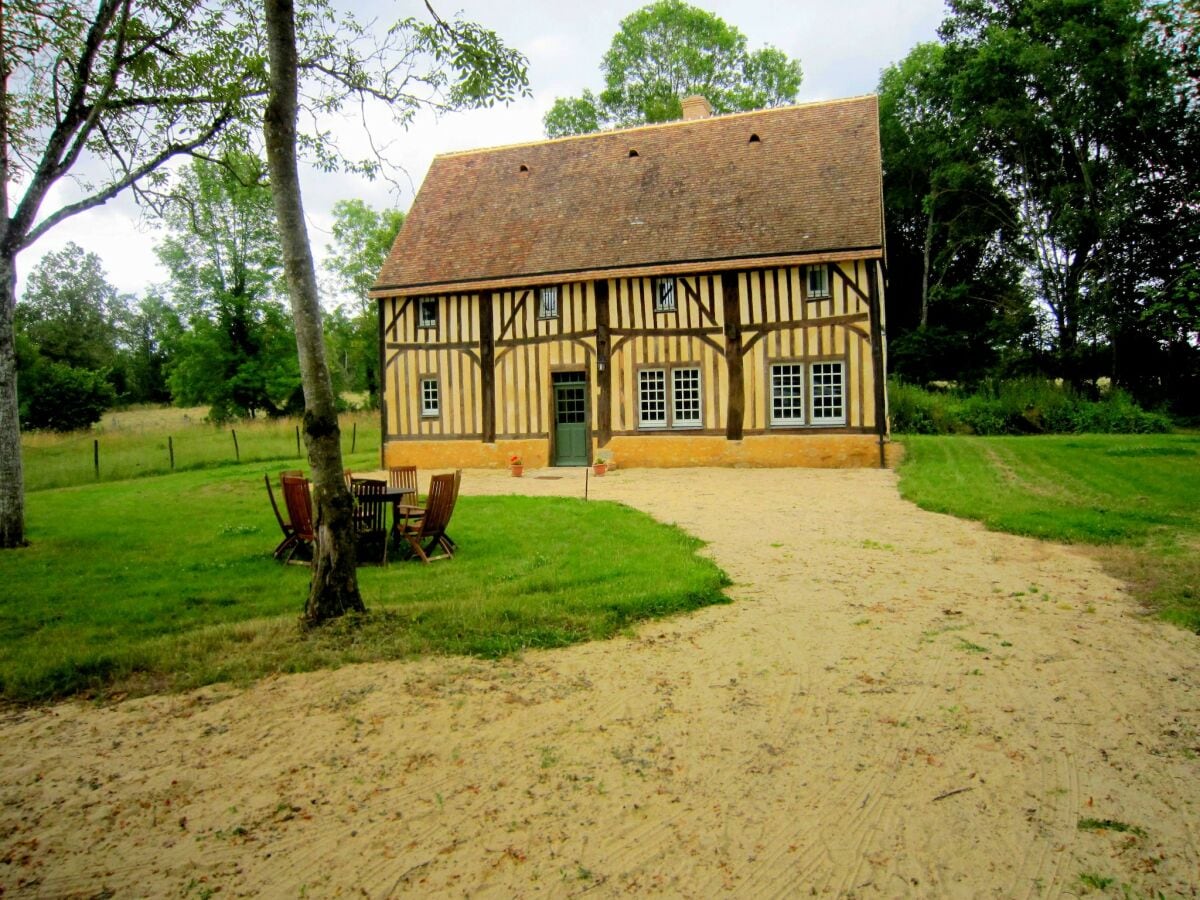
[{"left": 435, "top": 94, "right": 879, "bottom": 160}]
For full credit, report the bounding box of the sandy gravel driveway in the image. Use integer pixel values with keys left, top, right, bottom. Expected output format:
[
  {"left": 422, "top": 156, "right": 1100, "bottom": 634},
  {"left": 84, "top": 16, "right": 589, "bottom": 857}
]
[{"left": 2, "top": 467, "right": 1197, "bottom": 897}]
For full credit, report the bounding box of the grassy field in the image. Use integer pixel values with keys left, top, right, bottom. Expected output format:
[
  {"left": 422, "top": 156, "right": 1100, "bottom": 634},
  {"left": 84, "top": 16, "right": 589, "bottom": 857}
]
[
  {"left": 1, "top": 463, "right": 729, "bottom": 704},
  {"left": 896, "top": 434, "right": 1200, "bottom": 631},
  {"left": 21, "top": 406, "right": 383, "bottom": 492}
]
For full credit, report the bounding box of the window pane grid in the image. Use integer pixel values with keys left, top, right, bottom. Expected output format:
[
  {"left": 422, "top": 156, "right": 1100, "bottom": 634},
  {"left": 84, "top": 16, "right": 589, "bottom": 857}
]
[
  {"left": 420, "top": 379, "right": 439, "bottom": 417},
  {"left": 638, "top": 369, "right": 667, "bottom": 427},
  {"left": 771, "top": 364, "right": 805, "bottom": 424},
  {"left": 810, "top": 362, "right": 844, "bottom": 423},
  {"left": 672, "top": 367, "right": 701, "bottom": 425}
]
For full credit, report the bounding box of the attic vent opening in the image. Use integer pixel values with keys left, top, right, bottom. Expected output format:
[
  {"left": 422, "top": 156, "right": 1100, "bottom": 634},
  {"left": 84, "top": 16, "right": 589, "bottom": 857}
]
[
  {"left": 628, "top": 149, "right": 639, "bottom": 158},
  {"left": 519, "top": 164, "right": 529, "bottom": 172},
  {"left": 749, "top": 133, "right": 761, "bottom": 143}
]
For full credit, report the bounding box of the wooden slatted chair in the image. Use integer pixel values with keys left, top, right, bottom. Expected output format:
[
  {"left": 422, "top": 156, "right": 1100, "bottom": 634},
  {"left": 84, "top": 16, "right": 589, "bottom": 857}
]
[
  {"left": 395, "top": 473, "right": 458, "bottom": 563},
  {"left": 350, "top": 477, "right": 390, "bottom": 565},
  {"left": 265, "top": 473, "right": 296, "bottom": 560},
  {"left": 387, "top": 465, "right": 421, "bottom": 531},
  {"left": 279, "top": 474, "right": 316, "bottom": 565}
]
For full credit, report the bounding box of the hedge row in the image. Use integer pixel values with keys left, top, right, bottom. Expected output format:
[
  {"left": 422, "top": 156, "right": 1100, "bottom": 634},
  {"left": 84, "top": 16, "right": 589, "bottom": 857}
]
[{"left": 888, "top": 379, "right": 1173, "bottom": 435}]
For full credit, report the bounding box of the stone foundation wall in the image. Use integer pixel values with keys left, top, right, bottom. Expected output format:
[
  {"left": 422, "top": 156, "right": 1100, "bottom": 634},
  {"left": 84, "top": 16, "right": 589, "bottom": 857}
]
[{"left": 384, "top": 434, "right": 900, "bottom": 470}]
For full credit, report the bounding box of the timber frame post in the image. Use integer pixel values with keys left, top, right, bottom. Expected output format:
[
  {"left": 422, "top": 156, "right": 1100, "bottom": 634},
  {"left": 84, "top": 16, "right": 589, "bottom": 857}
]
[
  {"left": 377, "top": 299, "right": 386, "bottom": 468},
  {"left": 721, "top": 271, "right": 744, "bottom": 441},
  {"left": 867, "top": 260, "right": 887, "bottom": 468},
  {"left": 595, "top": 279, "right": 611, "bottom": 445},
  {"left": 479, "top": 290, "right": 496, "bottom": 443}
]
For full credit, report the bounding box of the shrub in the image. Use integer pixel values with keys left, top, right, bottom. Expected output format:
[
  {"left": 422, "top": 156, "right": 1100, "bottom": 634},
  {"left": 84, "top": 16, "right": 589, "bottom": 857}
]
[
  {"left": 20, "top": 361, "right": 116, "bottom": 431},
  {"left": 888, "top": 379, "right": 1172, "bottom": 435}
]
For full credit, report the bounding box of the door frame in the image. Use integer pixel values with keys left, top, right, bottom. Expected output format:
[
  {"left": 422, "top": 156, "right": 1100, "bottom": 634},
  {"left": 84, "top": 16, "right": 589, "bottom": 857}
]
[{"left": 549, "top": 366, "right": 591, "bottom": 467}]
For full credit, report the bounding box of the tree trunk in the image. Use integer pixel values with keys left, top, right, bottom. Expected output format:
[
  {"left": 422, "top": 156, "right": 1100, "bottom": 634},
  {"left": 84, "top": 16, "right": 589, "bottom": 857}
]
[
  {"left": 0, "top": 251, "right": 25, "bottom": 548},
  {"left": 920, "top": 207, "right": 934, "bottom": 329},
  {"left": 263, "top": 0, "right": 363, "bottom": 623}
]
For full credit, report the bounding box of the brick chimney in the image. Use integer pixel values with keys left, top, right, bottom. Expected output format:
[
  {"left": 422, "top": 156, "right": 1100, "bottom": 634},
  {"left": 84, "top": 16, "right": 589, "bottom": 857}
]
[{"left": 681, "top": 95, "right": 713, "bottom": 121}]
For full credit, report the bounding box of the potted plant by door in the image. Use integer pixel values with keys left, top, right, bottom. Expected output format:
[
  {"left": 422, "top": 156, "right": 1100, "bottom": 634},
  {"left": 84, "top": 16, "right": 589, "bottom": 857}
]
[
  {"left": 509, "top": 454, "right": 524, "bottom": 477},
  {"left": 593, "top": 450, "right": 614, "bottom": 476}
]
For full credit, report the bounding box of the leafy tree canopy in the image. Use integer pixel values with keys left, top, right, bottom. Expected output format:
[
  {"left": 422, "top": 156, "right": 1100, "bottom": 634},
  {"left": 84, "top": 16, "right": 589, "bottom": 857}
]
[
  {"left": 544, "top": 0, "right": 802, "bottom": 137},
  {"left": 324, "top": 199, "right": 405, "bottom": 311}
]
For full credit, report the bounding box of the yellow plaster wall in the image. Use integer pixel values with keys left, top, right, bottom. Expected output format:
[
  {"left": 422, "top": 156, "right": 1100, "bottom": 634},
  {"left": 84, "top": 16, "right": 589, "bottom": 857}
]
[
  {"left": 385, "top": 434, "right": 898, "bottom": 470},
  {"left": 384, "top": 438, "right": 551, "bottom": 470}
]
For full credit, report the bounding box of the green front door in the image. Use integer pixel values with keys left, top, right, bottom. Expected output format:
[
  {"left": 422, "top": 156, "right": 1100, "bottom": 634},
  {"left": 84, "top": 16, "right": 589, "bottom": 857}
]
[{"left": 552, "top": 373, "right": 588, "bottom": 466}]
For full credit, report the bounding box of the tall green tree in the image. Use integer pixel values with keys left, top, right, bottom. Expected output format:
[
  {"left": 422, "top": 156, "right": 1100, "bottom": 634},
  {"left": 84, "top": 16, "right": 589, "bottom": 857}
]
[
  {"left": 323, "top": 198, "right": 404, "bottom": 403},
  {"left": 939, "top": 0, "right": 1185, "bottom": 385},
  {"left": 16, "top": 243, "right": 128, "bottom": 373},
  {"left": 0, "top": 0, "right": 263, "bottom": 546},
  {"left": 544, "top": 0, "right": 802, "bottom": 137},
  {"left": 263, "top": 0, "right": 528, "bottom": 625},
  {"left": 877, "top": 43, "right": 1032, "bottom": 384},
  {"left": 155, "top": 152, "right": 300, "bottom": 421},
  {"left": 15, "top": 242, "right": 128, "bottom": 429}
]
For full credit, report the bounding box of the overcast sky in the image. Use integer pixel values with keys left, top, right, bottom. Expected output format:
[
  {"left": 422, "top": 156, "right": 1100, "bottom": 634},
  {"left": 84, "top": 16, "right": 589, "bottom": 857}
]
[{"left": 22, "top": 0, "right": 948, "bottom": 301}]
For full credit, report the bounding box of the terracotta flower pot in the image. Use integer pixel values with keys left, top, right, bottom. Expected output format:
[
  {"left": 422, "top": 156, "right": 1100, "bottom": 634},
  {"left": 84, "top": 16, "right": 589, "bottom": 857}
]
[
  {"left": 510, "top": 465, "right": 523, "bottom": 477},
  {"left": 593, "top": 463, "right": 607, "bottom": 476}
]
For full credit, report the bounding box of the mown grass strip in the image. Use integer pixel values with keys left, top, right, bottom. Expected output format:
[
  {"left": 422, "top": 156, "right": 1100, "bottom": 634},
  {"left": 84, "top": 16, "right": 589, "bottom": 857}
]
[
  {"left": 0, "top": 466, "right": 729, "bottom": 702},
  {"left": 896, "top": 434, "right": 1200, "bottom": 631}
]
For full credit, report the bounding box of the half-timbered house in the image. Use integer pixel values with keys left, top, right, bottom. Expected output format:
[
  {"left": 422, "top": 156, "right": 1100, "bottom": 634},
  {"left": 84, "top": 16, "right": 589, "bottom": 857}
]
[{"left": 370, "top": 94, "right": 892, "bottom": 469}]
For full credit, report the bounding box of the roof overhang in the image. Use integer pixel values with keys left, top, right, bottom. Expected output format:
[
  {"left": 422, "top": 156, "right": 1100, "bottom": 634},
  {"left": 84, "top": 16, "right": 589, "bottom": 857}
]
[{"left": 369, "top": 247, "right": 883, "bottom": 299}]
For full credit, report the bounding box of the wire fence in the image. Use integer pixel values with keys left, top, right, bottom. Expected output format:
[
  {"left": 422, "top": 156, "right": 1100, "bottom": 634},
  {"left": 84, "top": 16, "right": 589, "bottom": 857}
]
[{"left": 22, "top": 411, "right": 380, "bottom": 492}]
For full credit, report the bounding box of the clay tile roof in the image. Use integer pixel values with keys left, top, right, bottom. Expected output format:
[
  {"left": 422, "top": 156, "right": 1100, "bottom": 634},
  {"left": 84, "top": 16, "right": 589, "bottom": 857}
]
[{"left": 374, "top": 95, "right": 882, "bottom": 293}]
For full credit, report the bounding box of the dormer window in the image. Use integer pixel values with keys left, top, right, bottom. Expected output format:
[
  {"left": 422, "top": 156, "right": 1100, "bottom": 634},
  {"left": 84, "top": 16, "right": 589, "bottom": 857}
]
[
  {"left": 654, "top": 277, "right": 676, "bottom": 312},
  {"left": 538, "top": 285, "right": 560, "bottom": 319},
  {"left": 417, "top": 296, "right": 438, "bottom": 328},
  {"left": 806, "top": 264, "right": 830, "bottom": 299}
]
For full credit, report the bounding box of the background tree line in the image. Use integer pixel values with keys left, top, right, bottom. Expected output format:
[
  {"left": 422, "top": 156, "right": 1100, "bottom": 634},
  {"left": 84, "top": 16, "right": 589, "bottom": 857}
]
[
  {"left": 879, "top": 0, "right": 1199, "bottom": 418},
  {"left": 14, "top": 159, "right": 403, "bottom": 430},
  {"left": 15, "top": 0, "right": 1200, "bottom": 434}
]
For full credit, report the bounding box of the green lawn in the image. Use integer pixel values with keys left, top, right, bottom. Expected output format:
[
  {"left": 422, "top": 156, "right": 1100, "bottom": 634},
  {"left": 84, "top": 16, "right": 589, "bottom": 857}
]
[
  {"left": 0, "top": 466, "right": 729, "bottom": 703},
  {"left": 896, "top": 434, "right": 1200, "bottom": 631}
]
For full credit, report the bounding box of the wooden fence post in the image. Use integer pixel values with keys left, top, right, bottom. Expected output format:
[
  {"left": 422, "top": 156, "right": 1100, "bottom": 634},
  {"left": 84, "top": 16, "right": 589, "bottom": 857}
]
[
  {"left": 351, "top": 422, "right": 357, "bottom": 454},
  {"left": 169, "top": 436, "right": 175, "bottom": 471},
  {"left": 295, "top": 424, "right": 301, "bottom": 456},
  {"left": 231, "top": 428, "right": 240, "bottom": 462},
  {"left": 93, "top": 439, "right": 99, "bottom": 479}
]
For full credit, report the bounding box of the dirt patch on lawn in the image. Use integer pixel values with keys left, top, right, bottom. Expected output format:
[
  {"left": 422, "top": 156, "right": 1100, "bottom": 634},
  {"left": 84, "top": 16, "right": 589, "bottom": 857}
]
[{"left": 2, "top": 467, "right": 1197, "bottom": 897}]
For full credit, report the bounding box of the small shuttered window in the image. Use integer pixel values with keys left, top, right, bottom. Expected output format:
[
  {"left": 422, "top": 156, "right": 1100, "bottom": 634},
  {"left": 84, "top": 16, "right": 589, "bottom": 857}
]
[{"left": 538, "top": 286, "right": 559, "bottom": 319}]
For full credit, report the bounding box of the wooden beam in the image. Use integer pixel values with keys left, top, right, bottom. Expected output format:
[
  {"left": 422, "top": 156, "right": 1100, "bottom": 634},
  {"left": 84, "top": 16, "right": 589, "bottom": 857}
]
[
  {"left": 866, "top": 261, "right": 887, "bottom": 468},
  {"left": 595, "top": 279, "right": 612, "bottom": 446},
  {"left": 722, "top": 271, "right": 744, "bottom": 441},
  {"left": 479, "top": 290, "right": 496, "bottom": 443},
  {"left": 377, "top": 298, "right": 387, "bottom": 467}
]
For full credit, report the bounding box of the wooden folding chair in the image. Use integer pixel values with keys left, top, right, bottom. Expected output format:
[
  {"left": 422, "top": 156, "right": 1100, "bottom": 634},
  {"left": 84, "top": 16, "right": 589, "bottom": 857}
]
[
  {"left": 387, "top": 465, "right": 422, "bottom": 532},
  {"left": 279, "top": 474, "right": 316, "bottom": 565},
  {"left": 349, "top": 477, "right": 389, "bottom": 565},
  {"left": 265, "top": 473, "right": 296, "bottom": 560},
  {"left": 395, "top": 473, "right": 458, "bottom": 563}
]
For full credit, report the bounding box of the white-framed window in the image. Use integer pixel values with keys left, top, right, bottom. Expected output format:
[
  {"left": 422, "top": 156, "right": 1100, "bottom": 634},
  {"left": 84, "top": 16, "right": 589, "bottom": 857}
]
[
  {"left": 810, "top": 362, "right": 845, "bottom": 424},
  {"left": 770, "top": 363, "right": 806, "bottom": 425},
  {"left": 417, "top": 297, "right": 438, "bottom": 328},
  {"left": 638, "top": 365, "right": 702, "bottom": 429},
  {"left": 654, "top": 277, "right": 676, "bottom": 312},
  {"left": 538, "top": 285, "right": 559, "bottom": 319},
  {"left": 672, "top": 367, "right": 702, "bottom": 427},
  {"left": 806, "top": 264, "right": 830, "bottom": 299},
  {"left": 420, "top": 377, "right": 440, "bottom": 417},
  {"left": 638, "top": 369, "right": 667, "bottom": 427}
]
